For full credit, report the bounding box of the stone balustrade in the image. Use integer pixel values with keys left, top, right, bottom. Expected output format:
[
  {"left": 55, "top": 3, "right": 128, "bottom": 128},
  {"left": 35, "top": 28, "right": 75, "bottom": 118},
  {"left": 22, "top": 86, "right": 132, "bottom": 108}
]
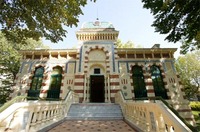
[
  {"left": 115, "top": 91, "right": 193, "bottom": 132},
  {"left": 0, "top": 91, "right": 79, "bottom": 132}
]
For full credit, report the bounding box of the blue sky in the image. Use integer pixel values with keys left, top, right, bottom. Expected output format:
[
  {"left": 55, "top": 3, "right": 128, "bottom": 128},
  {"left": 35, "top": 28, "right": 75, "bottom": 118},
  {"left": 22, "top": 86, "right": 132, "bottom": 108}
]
[{"left": 44, "top": 0, "right": 181, "bottom": 57}]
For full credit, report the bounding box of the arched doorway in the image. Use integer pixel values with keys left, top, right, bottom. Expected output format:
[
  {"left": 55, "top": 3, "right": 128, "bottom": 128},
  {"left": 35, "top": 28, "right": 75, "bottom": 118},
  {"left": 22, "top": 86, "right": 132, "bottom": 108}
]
[
  {"left": 150, "top": 65, "right": 168, "bottom": 99},
  {"left": 47, "top": 66, "right": 62, "bottom": 99},
  {"left": 87, "top": 49, "right": 107, "bottom": 103},
  {"left": 132, "top": 65, "right": 147, "bottom": 98},
  {"left": 28, "top": 66, "right": 44, "bottom": 98},
  {"left": 88, "top": 65, "right": 106, "bottom": 103},
  {"left": 90, "top": 75, "right": 105, "bottom": 102}
]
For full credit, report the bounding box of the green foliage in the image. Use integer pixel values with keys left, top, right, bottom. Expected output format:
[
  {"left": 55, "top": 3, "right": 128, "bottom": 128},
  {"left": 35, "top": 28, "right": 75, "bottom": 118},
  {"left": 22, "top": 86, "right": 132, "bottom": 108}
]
[
  {"left": 0, "top": 85, "right": 11, "bottom": 104},
  {"left": 175, "top": 50, "right": 200, "bottom": 99},
  {"left": 191, "top": 110, "right": 200, "bottom": 131},
  {"left": 0, "top": 0, "right": 95, "bottom": 43},
  {"left": 190, "top": 102, "right": 200, "bottom": 111},
  {"left": 0, "top": 35, "right": 19, "bottom": 103},
  {"left": 0, "top": 32, "right": 47, "bottom": 104},
  {"left": 0, "top": 32, "right": 20, "bottom": 79},
  {"left": 192, "top": 112, "right": 200, "bottom": 131},
  {"left": 116, "top": 39, "right": 135, "bottom": 48},
  {"left": 142, "top": 0, "right": 200, "bottom": 54}
]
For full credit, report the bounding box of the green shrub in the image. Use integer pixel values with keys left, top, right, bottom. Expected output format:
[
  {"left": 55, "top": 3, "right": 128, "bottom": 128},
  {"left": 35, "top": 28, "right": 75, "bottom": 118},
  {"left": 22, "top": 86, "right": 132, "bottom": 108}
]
[{"left": 190, "top": 102, "right": 200, "bottom": 111}]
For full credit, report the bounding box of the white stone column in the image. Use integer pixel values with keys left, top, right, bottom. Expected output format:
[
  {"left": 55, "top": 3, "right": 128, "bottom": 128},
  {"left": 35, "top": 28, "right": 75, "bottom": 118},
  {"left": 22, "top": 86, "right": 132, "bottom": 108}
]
[
  {"left": 83, "top": 74, "right": 87, "bottom": 102},
  {"left": 108, "top": 74, "right": 111, "bottom": 102},
  {"left": 86, "top": 76, "right": 90, "bottom": 102},
  {"left": 105, "top": 76, "right": 108, "bottom": 102}
]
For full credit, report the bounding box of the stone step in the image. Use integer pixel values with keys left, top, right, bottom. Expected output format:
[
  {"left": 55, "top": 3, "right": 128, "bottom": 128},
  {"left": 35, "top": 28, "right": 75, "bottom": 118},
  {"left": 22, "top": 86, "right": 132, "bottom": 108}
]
[
  {"left": 47, "top": 120, "right": 136, "bottom": 132},
  {"left": 66, "top": 103, "right": 123, "bottom": 120}
]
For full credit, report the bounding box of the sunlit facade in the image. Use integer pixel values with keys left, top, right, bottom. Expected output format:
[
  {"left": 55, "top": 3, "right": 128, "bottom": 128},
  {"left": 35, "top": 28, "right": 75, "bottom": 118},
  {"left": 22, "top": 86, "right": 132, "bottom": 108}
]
[{"left": 11, "top": 20, "right": 194, "bottom": 124}]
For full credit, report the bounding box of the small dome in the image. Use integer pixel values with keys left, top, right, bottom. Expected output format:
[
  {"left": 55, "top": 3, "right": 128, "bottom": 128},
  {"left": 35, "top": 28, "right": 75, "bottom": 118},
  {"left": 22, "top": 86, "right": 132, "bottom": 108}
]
[{"left": 81, "top": 20, "right": 114, "bottom": 29}]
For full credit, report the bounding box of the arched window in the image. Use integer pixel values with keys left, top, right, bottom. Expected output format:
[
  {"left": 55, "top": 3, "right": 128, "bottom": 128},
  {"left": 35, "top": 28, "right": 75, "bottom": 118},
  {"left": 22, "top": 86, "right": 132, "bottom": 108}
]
[
  {"left": 28, "top": 67, "right": 44, "bottom": 97},
  {"left": 150, "top": 65, "right": 168, "bottom": 99},
  {"left": 47, "top": 66, "right": 62, "bottom": 99},
  {"left": 132, "top": 65, "right": 147, "bottom": 98},
  {"left": 30, "top": 67, "right": 44, "bottom": 90}
]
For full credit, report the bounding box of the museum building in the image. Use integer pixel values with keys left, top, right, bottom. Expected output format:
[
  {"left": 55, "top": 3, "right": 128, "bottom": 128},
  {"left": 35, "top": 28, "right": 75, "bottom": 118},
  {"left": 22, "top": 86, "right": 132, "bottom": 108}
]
[{"left": 11, "top": 20, "right": 194, "bottom": 124}]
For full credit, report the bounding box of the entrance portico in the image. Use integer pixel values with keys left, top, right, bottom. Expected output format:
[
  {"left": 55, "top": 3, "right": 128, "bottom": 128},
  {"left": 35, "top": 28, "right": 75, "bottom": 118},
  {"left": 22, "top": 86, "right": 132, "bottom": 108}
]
[{"left": 82, "top": 63, "right": 111, "bottom": 103}]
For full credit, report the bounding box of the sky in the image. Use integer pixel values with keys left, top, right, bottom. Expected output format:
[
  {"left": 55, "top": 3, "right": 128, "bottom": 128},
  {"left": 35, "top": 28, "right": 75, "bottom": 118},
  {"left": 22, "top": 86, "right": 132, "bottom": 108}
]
[{"left": 44, "top": 0, "right": 181, "bottom": 57}]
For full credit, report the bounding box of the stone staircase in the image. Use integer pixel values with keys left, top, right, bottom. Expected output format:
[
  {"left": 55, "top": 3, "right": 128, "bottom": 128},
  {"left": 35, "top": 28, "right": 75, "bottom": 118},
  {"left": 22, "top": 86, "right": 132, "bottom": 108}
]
[
  {"left": 40, "top": 103, "right": 138, "bottom": 132},
  {"left": 66, "top": 103, "right": 123, "bottom": 120}
]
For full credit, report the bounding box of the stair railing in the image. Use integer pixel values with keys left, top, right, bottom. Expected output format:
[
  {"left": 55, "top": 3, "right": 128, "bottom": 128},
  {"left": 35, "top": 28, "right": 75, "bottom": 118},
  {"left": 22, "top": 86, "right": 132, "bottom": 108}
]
[
  {"left": 0, "top": 96, "right": 27, "bottom": 113},
  {"left": 115, "top": 90, "right": 197, "bottom": 132},
  {"left": 0, "top": 90, "right": 79, "bottom": 132},
  {"left": 134, "top": 96, "right": 197, "bottom": 132},
  {"left": 62, "top": 90, "right": 79, "bottom": 117}
]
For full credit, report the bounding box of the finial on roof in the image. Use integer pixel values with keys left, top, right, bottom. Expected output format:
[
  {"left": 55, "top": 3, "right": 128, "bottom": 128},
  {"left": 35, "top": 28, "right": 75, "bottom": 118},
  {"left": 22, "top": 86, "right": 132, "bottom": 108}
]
[
  {"left": 96, "top": 7, "right": 99, "bottom": 21},
  {"left": 94, "top": 18, "right": 100, "bottom": 26}
]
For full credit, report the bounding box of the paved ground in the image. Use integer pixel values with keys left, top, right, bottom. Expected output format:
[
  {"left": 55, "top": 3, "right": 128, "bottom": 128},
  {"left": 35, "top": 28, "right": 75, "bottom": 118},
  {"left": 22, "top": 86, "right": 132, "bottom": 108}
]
[{"left": 48, "top": 120, "right": 136, "bottom": 132}]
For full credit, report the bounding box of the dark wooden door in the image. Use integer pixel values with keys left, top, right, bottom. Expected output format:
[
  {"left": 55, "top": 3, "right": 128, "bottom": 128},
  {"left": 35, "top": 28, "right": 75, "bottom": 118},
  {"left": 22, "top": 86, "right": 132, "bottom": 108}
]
[{"left": 90, "top": 75, "right": 105, "bottom": 102}]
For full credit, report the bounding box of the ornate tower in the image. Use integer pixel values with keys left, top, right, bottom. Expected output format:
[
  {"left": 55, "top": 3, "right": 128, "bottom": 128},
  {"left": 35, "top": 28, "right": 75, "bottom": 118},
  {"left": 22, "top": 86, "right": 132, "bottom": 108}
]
[{"left": 74, "top": 19, "right": 119, "bottom": 102}]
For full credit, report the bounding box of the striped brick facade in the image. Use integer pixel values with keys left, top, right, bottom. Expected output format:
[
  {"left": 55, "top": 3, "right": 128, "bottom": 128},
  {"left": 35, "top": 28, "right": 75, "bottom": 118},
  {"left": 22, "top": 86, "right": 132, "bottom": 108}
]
[
  {"left": 11, "top": 20, "right": 195, "bottom": 125},
  {"left": 125, "top": 63, "right": 170, "bottom": 99},
  {"left": 74, "top": 74, "right": 85, "bottom": 102},
  {"left": 25, "top": 64, "right": 66, "bottom": 99},
  {"left": 109, "top": 74, "right": 120, "bottom": 102},
  {"left": 83, "top": 46, "right": 111, "bottom": 74}
]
